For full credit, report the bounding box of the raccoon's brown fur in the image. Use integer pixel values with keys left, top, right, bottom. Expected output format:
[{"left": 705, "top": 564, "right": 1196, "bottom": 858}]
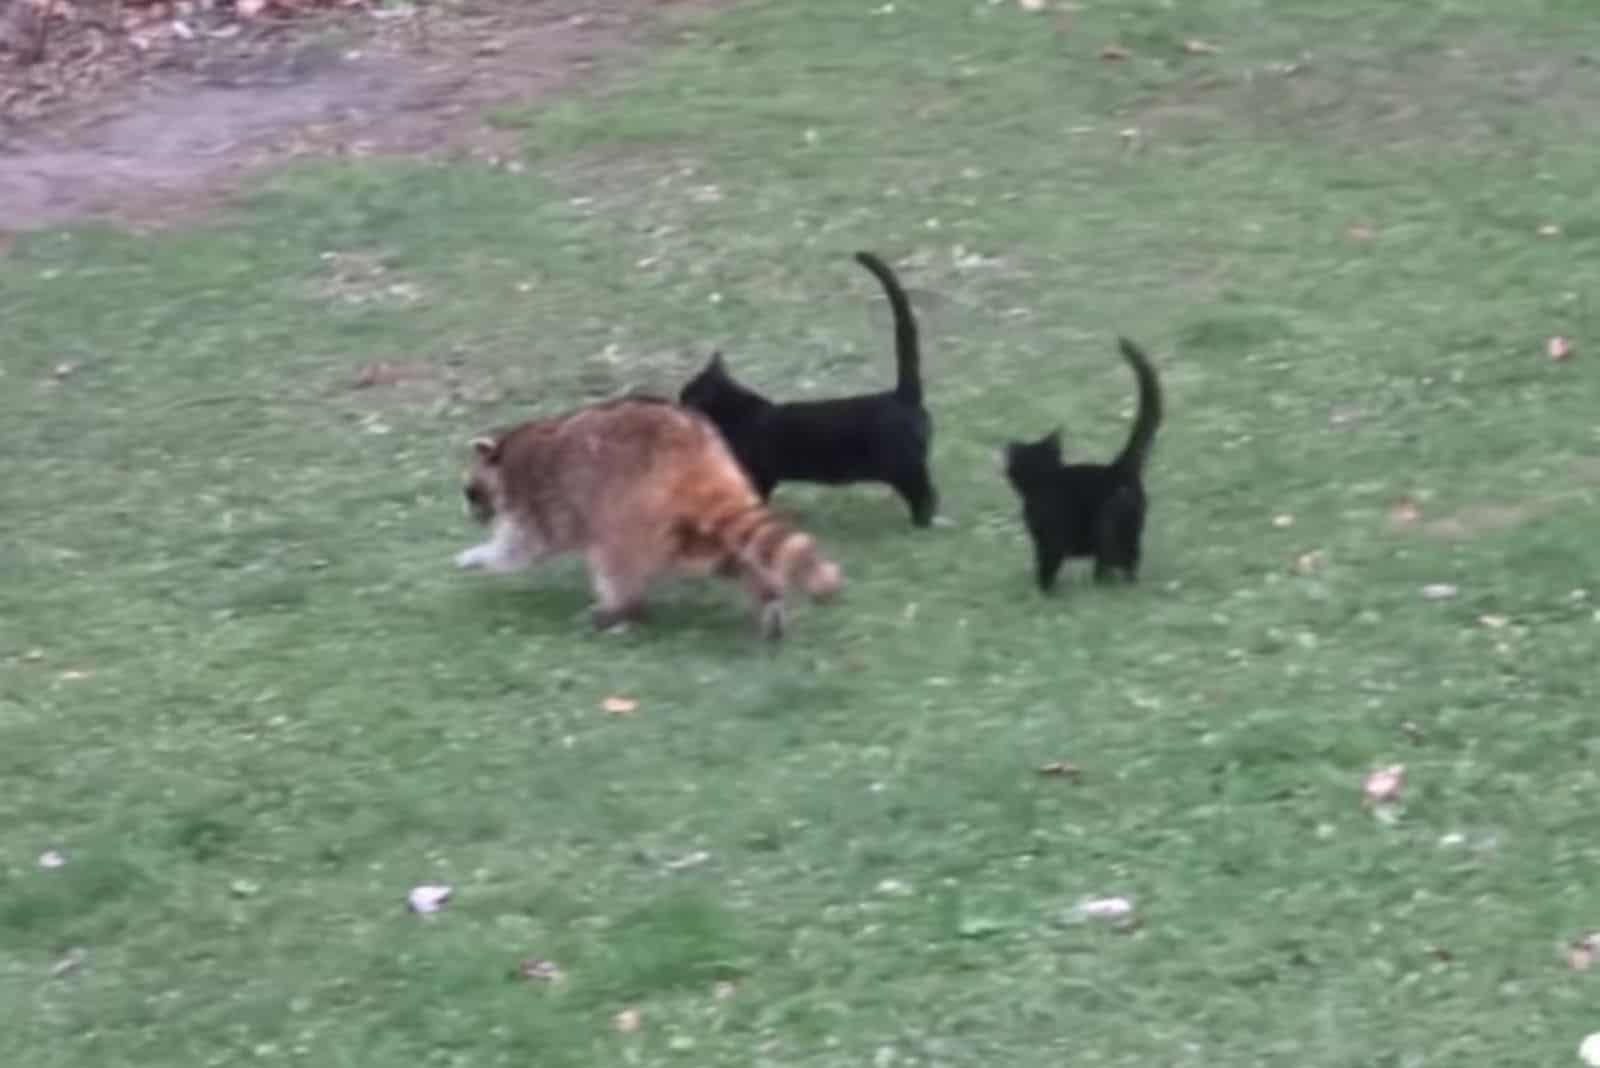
[{"left": 456, "top": 395, "right": 842, "bottom": 639}]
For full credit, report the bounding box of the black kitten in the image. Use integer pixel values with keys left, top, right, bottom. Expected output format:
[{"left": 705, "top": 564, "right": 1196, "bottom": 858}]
[
  {"left": 679, "top": 251, "right": 938, "bottom": 526},
  {"left": 1003, "top": 337, "right": 1163, "bottom": 593}
]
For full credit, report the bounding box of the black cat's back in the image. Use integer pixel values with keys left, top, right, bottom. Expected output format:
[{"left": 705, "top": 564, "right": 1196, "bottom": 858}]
[{"left": 679, "top": 251, "right": 939, "bottom": 525}]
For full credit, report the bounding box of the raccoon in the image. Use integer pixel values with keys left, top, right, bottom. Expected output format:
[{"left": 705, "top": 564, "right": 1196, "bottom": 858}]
[{"left": 456, "top": 395, "right": 842, "bottom": 639}]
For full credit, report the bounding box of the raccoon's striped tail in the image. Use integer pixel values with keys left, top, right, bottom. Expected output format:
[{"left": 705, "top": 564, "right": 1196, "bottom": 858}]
[{"left": 706, "top": 505, "right": 843, "bottom": 602}]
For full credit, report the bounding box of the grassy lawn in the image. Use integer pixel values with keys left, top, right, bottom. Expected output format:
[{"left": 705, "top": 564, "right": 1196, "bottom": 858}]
[{"left": 4, "top": 0, "right": 1600, "bottom": 1064}]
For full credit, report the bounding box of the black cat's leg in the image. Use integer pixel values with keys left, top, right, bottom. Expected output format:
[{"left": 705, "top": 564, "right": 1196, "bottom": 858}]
[
  {"left": 892, "top": 464, "right": 938, "bottom": 528},
  {"left": 1119, "top": 498, "right": 1146, "bottom": 582},
  {"left": 1034, "top": 541, "right": 1067, "bottom": 593},
  {"left": 1093, "top": 501, "right": 1133, "bottom": 584},
  {"left": 1121, "top": 522, "right": 1143, "bottom": 582}
]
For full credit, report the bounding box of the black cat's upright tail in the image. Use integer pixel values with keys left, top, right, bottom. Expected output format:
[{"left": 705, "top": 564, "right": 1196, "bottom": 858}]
[
  {"left": 853, "top": 251, "right": 922, "bottom": 406},
  {"left": 1110, "top": 337, "right": 1163, "bottom": 475}
]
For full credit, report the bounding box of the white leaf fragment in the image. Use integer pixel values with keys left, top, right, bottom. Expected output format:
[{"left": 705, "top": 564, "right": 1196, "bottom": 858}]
[
  {"left": 1076, "top": 896, "right": 1135, "bottom": 920},
  {"left": 1363, "top": 764, "right": 1406, "bottom": 805},
  {"left": 407, "top": 884, "right": 453, "bottom": 915}
]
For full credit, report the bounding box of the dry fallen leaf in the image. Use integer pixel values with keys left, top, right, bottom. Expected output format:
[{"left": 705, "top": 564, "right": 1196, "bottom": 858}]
[
  {"left": 1548, "top": 336, "right": 1574, "bottom": 361},
  {"left": 601, "top": 696, "right": 638, "bottom": 716},
  {"left": 1478, "top": 614, "right": 1510, "bottom": 629},
  {"left": 1293, "top": 550, "right": 1327, "bottom": 575},
  {"left": 1018, "top": 0, "right": 1046, "bottom": 10},
  {"left": 1388, "top": 497, "right": 1423, "bottom": 527},
  {"left": 1362, "top": 764, "right": 1406, "bottom": 805},
  {"left": 613, "top": 1008, "right": 643, "bottom": 1034},
  {"left": 1426, "top": 945, "right": 1454, "bottom": 963},
  {"left": 406, "top": 884, "right": 453, "bottom": 915},
  {"left": 1076, "top": 896, "right": 1134, "bottom": 919},
  {"left": 1182, "top": 38, "right": 1220, "bottom": 55},
  {"left": 1538, "top": 223, "right": 1562, "bottom": 237},
  {"left": 713, "top": 981, "right": 737, "bottom": 1001},
  {"left": 1099, "top": 43, "right": 1130, "bottom": 60},
  {"left": 353, "top": 361, "right": 430, "bottom": 389},
  {"left": 662, "top": 850, "right": 711, "bottom": 872},
  {"left": 1069, "top": 896, "right": 1139, "bottom": 931},
  {"left": 37, "top": 850, "right": 65, "bottom": 870},
  {"left": 48, "top": 948, "right": 86, "bottom": 979},
  {"left": 1037, "top": 761, "right": 1083, "bottom": 781},
  {"left": 516, "top": 958, "right": 565, "bottom": 983},
  {"left": 1569, "top": 933, "right": 1600, "bottom": 972},
  {"left": 1421, "top": 583, "right": 1459, "bottom": 601},
  {"left": 1272, "top": 513, "right": 1295, "bottom": 529}
]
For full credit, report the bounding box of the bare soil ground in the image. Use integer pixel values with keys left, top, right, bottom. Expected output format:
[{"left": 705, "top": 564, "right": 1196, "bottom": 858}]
[{"left": 0, "top": 0, "right": 678, "bottom": 232}]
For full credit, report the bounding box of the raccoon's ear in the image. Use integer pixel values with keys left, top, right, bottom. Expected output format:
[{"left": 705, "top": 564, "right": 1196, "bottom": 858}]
[{"left": 470, "top": 436, "right": 498, "bottom": 461}]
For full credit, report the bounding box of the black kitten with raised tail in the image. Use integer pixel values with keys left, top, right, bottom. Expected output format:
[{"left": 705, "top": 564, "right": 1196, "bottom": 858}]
[
  {"left": 1003, "top": 337, "right": 1163, "bottom": 593},
  {"left": 679, "top": 251, "right": 938, "bottom": 526}
]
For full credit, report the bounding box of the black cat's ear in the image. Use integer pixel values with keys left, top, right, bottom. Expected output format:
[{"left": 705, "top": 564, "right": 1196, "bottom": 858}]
[
  {"left": 708, "top": 351, "right": 727, "bottom": 371},
  {"left": 1044, "top": 427, "right": 1064, "bottom": 450}
]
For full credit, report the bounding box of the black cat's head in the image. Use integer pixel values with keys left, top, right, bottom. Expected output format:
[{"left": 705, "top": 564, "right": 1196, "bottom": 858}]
[
  {"left": 1003, "top": 428, "right": 1063, "bottom": 486},
  {"left": 679, "top": 352, "right": 770, "bottom": 423}
]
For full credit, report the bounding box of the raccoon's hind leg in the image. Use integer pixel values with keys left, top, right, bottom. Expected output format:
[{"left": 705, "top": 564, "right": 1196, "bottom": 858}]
[{"left": 585, "top": 541, "right": 662, "bottom": 632}]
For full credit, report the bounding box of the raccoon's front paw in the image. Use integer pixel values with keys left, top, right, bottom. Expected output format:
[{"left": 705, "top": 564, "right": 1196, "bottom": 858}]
[{"left": 455, "top": 544, "right": 492, "bottom": 570}]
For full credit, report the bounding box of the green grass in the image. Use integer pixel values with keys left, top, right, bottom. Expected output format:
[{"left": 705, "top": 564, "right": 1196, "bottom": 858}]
[{"left": 4, "top": 1, "right": 1600, "bottom": 1064}]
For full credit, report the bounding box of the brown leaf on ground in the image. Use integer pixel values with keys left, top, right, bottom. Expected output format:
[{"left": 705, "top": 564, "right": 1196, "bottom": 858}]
[
  {"left": 353, "top": 361, "right": 431, "bottom": 388},
  {"left": 1099, "top": 43, "right": 1129, "bottom": 60},
  {"left": 1037, "top": 761, "right": 1083, "bottom": 781},
  {"left": 1387, "top": 497, "right": 1423, "bottom": 528},
  {"left": 1182, "top": 39, "right": 1219, "bottom": 55},
  {"left": 1547, "top": 336, "right": 1573, "bottom": 361},
  {"left": 601, "top": 695, "right": 638, "bottom": 716},
  {"left": 516, "top": 958, "right": 565, "bottom": 983},
  {"left": 1293, "top": 550, "right": 1327, "bottom": 575},
  {"left": 1568, "top": 932, "right": 1600, "bottom": 972},
  {"left": 613, "top": 1008, "right": 642, "bottom": 1033}
]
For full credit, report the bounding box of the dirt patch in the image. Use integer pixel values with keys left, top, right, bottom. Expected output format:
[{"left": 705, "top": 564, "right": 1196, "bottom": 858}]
[{"left": 0, "top": 0, "right": 696, "bottom": 232}]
